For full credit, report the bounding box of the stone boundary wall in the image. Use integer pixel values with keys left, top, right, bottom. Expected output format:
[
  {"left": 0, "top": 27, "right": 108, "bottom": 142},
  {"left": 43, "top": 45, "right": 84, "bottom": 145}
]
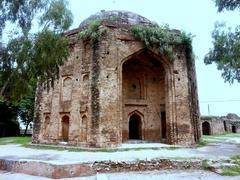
[{"left": 200, "top": 114, "right": 240, "bottom": 135}]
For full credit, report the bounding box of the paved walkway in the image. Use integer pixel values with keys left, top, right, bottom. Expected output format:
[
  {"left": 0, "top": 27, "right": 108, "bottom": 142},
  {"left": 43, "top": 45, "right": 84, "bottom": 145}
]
[
  {"left": 0, "top": 142, "right": 239, "bottom": 165},
  {"left": 0, "top": 135, "right": 240, "bottom": 179}
]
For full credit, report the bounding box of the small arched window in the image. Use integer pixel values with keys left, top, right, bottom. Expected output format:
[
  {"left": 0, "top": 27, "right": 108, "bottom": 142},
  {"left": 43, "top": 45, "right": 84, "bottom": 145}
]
[
  {"left": 83, "top": 74, "right": 89, "bottom": 82},
  {"left": 45, "top": 116, "right": 50, "bottom": 126}
]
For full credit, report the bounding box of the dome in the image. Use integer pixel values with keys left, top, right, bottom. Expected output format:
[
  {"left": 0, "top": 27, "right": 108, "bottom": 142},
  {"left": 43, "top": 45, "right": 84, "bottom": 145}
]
[{"left": 79, "top": 10, "right": 153, "bottom": 28}]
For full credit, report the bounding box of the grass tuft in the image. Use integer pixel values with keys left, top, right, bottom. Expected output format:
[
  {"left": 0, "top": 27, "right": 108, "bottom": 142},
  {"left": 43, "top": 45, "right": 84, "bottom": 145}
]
[
  {"left": 221, "top": 166, "right": 240, "bottom": 176},
  {"left": 162, "top": 146, "right": 180, "bottom": 150},
  {"left": 196, "top": 140, "right": 208, "bottom": 147},
  {"left": 231, "top": 155, "right": 240, "bottom": 162},
  {"left": 220, "top": 155, "right": 240, "bottom": 176},
  {"left": 201, "top": 159, "right": 209, "bottom": 170}
]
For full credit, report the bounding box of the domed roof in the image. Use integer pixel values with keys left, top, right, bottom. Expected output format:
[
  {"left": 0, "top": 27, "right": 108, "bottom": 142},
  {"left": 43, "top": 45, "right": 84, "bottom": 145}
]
[{"left": 79, "top": 10, "right": 153, "bottom": 28}]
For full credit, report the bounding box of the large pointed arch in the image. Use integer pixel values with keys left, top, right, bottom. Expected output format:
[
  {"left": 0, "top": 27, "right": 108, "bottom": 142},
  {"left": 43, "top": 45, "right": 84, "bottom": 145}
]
[{"left": 120, "top": 48, "right": 176, "bottom": 143}]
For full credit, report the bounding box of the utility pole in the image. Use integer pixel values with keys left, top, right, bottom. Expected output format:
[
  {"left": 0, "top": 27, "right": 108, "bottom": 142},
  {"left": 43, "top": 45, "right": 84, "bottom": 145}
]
[
  {"left": 0, "top": 33, "right": 2, "bottom": 48},
  {"left": 208, "top": 104, "right": 210, "bottom": 115}
]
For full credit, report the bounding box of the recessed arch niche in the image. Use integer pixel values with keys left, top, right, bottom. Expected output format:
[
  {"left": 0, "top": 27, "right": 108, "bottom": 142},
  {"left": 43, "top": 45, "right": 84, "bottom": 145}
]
[
  {"left": 81, "top": 115, "right": 88, "bottom": 141},
  {"left": 122, "top": 49, "right": 168, "bottom": 142},
  {"left": 62, "top": 77, "right": 72, "bottom": 101}
]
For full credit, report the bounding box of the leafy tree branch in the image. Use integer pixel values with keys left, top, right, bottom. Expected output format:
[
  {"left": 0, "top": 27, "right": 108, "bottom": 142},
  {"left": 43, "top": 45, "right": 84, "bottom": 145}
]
[{"left": 205, "top": 0, "right": 240, "bottom": 83}]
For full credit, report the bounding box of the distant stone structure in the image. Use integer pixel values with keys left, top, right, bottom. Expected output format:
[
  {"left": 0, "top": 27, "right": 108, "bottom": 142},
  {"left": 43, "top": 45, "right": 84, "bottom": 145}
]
[
  {"left": 33, "top": 11, "right": 200, "bottom": 148},
  {"left": 200, "top": 113, "right": 240, "bottom": 135}
]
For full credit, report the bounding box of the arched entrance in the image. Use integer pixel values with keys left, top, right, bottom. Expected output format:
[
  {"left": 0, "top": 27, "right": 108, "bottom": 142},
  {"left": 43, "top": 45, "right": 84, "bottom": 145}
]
[
  {"left": 129, "top": 114, "right": 142, "bottom": 140},
  {"left": 161, "top": 111, "right": 166, "bottom": 139},
  {"left": 122, "top": 50, "right": 167, "bottom": 142},
  {"left": 62, "top": 115, "right": 69, "bottom": 142},
  {"left": 202, "top": 121, "right": 211, "bottom": 135},
  {"left": 232, "top": 125, "right": 236, "bottom": 133}
]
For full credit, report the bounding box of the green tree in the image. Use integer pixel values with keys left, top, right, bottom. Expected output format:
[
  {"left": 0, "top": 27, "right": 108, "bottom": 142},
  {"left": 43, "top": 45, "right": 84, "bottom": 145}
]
[
  {"left": 0, "top": 98, "right": 19, "bottom": 137},
  {"left": 204, "top": 0, "right": 240, "bottom": 83},
  {"left": 0, "top": 0, "right": 46, "bottom": 37},
  {"left": 0, "top": 0, "right": 73, "bottom": 101},
  {"left": 215, "top": 0, "right": 240, "bottom": 12},
  {"left": 18, "top": 78, "right": 36, "bottom": 136},
  {"left": 0, "top": 0, "right": 73, "bottom": 132}
]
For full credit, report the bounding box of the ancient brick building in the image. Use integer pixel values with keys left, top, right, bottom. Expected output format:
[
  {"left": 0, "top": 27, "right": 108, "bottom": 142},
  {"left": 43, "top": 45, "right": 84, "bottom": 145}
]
[
  {"left": 33, "top": 11, "right": 200, "bottom": 148},
  {"left": 201, "top": 113, "right": 240, "bottom": 135}
]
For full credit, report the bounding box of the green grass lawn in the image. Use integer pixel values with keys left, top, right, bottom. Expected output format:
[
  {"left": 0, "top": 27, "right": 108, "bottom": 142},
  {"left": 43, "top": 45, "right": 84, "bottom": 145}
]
[
  {"left": 204, "top": 132, "right": 240, "bottom": 138},
  {"left": 24, "top": 144, "right": 181, "bottom": 152},
  {"left": 195, "top": 133, "right": 240, "bottom": 148},
  {"left": 0, "top": 136, "right": 31, "bottom": 146},
  {"left": 196, "top": 139, "right": 208, "bottom": 147},
  {"left": 202, "top": 132, "right": 240, "bottom": 143},
  {"left": 1, "top": 133, "right": 239, "bottom": 152},
  {"left": 0, "top": 136, "right": 180, "bottom": 152}
]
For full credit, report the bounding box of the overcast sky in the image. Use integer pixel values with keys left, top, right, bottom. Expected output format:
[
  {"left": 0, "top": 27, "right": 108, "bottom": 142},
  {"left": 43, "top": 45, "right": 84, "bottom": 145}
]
[
  {"left": 67, "top": 0, "right": 240, "bottom": 116},
  {"left": 5, "top": 0, "right": 239, "bottom": 117}
]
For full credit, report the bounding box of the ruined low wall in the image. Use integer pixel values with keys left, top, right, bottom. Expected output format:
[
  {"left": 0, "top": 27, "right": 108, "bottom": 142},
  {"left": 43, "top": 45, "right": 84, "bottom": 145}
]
[
  {"left": 200, "top": 115, "right": 240, "bottom": 135},
  {"left": 0, "top": 159, "right": 202, "bottom": 179}
]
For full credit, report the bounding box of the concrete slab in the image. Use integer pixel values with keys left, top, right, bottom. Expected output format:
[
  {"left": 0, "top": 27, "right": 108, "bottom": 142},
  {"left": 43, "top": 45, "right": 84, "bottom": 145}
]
[
  {"left": 0, "top": 142, "right": 239, "bottom": 165},
  {"left": 0, "top": 140, "right": 239, "bottom": 178}
]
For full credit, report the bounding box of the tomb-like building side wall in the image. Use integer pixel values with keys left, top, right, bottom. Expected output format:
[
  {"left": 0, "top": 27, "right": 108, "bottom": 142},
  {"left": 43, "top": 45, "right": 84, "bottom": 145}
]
[{"left": 33, "top": 22, "right": 200, "bottom": 147}]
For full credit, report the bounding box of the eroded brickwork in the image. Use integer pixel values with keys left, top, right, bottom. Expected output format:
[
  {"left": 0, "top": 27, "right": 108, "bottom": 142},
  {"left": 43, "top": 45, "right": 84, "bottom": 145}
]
[
  {"left": 33, "top": 11, "right": 200, "bottom": 147},
  {"left": 200, "top": 113, "right": 240, "bottom": 135}
]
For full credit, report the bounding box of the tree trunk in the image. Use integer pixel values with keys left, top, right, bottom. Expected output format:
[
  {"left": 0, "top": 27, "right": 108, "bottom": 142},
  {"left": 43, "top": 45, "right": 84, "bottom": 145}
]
[
  {"left": 24, "top": 121, "right": 31, "bottom": 136},
  {"left": 0, "top": 71, "right": 15, "bottom": 97}
]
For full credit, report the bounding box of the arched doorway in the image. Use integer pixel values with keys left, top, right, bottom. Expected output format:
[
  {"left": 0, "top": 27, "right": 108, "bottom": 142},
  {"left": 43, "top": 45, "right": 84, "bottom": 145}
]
[
  {"left": 129, "top": 114, "right": 142, "bottom": 140},
  {"left": 122, "top": 50, "right": 166, "bottom": 142},
  {"left": 161, "top": 111, "right": 166, "bottom": 139},
  {"left": 81, "top": 115, "right": 87, "bottom": 142},
  {"left": 62, "top": 115, "right": 69, "bottom": 142},
  {"left": 232, "top": 125, "right": 236, "bottom": 133},
  {"left": 202, "top": 121, "right": 211, "bottom": 135}
]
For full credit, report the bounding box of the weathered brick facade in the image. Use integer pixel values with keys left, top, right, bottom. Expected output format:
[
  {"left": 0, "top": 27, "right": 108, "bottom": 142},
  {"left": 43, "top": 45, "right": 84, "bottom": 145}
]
[
  {"left": 201, "top": 113, "right": 240, "bottom": 135},
  {"left": 33, "top": 11, "right": 200, "bottom": 148}
]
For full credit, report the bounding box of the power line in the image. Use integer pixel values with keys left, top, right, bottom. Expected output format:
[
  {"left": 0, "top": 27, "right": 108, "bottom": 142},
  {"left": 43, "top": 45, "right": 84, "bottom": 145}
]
[{"left": 200, "top": 99, "right": 240, "bottom": 103}]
